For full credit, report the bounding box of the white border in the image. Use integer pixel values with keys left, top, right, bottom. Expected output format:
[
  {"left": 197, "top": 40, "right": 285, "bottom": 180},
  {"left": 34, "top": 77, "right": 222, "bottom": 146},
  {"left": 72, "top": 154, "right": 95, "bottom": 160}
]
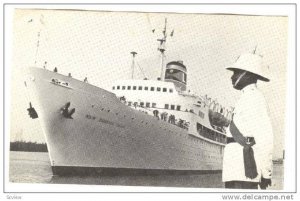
[{"left": 1, "top": 1, "right": 297, "bottom": 200}]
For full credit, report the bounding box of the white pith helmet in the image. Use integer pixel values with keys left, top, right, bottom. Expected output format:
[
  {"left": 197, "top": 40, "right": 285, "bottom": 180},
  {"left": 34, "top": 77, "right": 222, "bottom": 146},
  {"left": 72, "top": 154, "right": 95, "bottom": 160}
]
[{"left": 226, "top": 53, "right": 270, "bottom": 82}]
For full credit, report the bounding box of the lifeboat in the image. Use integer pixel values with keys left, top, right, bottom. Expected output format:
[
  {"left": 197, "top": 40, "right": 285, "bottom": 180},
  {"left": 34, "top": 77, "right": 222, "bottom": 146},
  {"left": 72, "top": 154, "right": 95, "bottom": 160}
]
[{"left": 208, "top": 101, "right": 231, "bottom": 128}]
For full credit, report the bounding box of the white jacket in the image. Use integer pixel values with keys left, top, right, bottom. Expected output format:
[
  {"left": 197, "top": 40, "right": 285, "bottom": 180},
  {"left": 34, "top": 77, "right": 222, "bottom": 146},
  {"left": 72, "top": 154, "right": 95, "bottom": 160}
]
[{"left": 222, "top": 84, "right": 273, "bottom": 182}]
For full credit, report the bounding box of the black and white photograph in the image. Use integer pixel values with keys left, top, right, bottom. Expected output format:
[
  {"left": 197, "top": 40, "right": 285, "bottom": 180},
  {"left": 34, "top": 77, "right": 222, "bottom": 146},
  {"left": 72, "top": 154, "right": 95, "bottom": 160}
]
[{"left": 3, "top": 3, "right": 297, "bottom": 197}]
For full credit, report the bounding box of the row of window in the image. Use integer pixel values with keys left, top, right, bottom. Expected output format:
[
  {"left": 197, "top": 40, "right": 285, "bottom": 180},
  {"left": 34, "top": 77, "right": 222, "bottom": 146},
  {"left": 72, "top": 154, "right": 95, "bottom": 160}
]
[
  {"left": 164, "top": 104, "right": 181, "bottom": 111},
  {"left": 126, "top": 101, "right": 182, "bottom": 111},
  {"left": 128, "top": 101, "right": 157, "bottom": 108},
  {"left": 113, "top": 85, "right": 174, "bottom": 93},
  {"left": 124, "top": 99, "right": 204, "bottom": 117}
]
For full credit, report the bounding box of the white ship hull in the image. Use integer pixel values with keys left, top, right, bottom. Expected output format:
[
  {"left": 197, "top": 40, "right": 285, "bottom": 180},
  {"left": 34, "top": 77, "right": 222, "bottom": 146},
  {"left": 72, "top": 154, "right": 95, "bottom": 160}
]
[{"left": 26, "top": 67, "right": 224, "bottom": 175}]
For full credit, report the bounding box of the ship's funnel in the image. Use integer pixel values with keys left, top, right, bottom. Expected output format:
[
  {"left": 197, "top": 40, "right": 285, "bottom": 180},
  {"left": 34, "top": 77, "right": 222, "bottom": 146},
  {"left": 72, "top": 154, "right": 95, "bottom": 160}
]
[{"left": 165, "top": 61, "right": 187, "bottom": 91}]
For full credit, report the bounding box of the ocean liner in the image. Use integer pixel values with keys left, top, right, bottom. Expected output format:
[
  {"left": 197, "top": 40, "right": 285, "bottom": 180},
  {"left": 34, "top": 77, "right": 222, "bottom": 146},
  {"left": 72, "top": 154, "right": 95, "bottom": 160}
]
[{"left": 25, "top": 19, "right": 233, "bottom": 175}]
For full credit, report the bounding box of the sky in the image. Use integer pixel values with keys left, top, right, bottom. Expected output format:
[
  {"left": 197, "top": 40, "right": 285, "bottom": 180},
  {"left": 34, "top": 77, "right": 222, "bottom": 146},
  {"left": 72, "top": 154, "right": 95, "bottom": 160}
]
[{"left": 9, "top": 9, "right": 288, "bottom": 159}]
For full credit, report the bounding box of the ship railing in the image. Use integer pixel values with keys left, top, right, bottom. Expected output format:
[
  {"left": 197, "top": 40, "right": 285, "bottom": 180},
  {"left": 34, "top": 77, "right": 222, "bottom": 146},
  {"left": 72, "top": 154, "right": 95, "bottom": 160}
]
[{"left": 127, "top": 104, "right": 152, "bottom": 115}]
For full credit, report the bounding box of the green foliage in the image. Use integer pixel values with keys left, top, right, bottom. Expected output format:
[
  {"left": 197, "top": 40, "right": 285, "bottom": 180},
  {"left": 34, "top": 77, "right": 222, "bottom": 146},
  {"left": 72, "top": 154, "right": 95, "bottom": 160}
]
[{"left": 10, "top": 141, "right": 48, "bottom": 152}]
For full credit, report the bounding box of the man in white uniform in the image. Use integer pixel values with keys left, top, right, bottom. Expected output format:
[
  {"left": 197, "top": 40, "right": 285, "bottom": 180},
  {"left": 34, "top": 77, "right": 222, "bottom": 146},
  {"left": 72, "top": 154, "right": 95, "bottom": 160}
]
[{"left": 222, "top": 53, "right": 273, "bottom": 189}]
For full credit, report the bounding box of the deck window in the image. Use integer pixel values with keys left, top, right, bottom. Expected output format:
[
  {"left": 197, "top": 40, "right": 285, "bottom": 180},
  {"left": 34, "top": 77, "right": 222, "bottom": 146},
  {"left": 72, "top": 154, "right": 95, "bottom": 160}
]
[
  {"left": 127, "top": 86, "right": 131, "bottom": 90},
  {"left": 138, "top": 86, "right": 142, "bottom": 90},
  {"left": 152, "top": 103, "right": 157, "bottom": 108},
  {"left": 151, "top": 87, "right": 155, "bottom": 91},
  {"left": 117, "top": 86, "right": 120, "bottom": 90},
  {"left": 171, "top": 105, "right": 175, "bottom": 110},
  {"left": 112, "top": 86, "right": 115, "bottom": 90},
  {"left": 133, "top": 86, "right": 137, "bottom": 90},
  {"left": 169, "top": 89, "right": 173, "bottom": 93},
  {"left": 146, "top": 102, "right": 150, "bottom": 107},
  {"left": 199, "top": 111, "right": 205, "bottom": 118},
  {"left": 122, "top": 86, "right": 126, "bottom": 90},
  {"left": 128, "top": 101, "right": 132, "bottom": 106},
  {"left": 163, "top": 88, "right": 167, "bottom": 92},
  {"left": 165, "top": 104, "right": 169, "bottom": 109},
  {"left": 176, "top": 105, "right": 181, "bottom": 111},
  {"left": 157, "top": 87, "right": 161, "bottom": 92},
  {"left": 140, "top": 102, "right": 144, "bottom": 107},
  {"left": 144, "top": 86, "right": 149, "bottom": 90}
]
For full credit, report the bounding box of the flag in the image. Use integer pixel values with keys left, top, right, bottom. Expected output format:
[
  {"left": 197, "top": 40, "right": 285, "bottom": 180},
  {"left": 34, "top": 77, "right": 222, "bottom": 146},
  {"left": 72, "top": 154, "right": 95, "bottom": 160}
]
[
  {"left": 170, "top": 30, "right": 174, "bottom": 37},
  {"left": 39, "top": 14, "right": 45, "bottom": 25}
]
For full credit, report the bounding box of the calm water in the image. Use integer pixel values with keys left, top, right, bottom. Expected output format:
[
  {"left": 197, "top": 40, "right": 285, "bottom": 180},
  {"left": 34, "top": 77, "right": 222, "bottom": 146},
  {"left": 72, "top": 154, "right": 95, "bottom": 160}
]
[{"left": 9, "top": 151, "right": 283, "bottom": 189}]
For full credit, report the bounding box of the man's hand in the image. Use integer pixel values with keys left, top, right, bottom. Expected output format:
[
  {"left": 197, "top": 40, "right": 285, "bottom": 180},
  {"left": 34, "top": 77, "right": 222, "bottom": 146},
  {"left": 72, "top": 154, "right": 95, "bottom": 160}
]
[{"left": 259, "top": 177, "right": 272, "bottom": 189}]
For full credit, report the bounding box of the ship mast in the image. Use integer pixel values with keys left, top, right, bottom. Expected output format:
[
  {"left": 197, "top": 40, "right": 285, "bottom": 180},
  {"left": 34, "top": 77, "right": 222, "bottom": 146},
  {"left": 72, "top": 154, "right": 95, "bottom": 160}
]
[
  {"left": 34, "top": 30, "right": 41, "bottom": 65},
  {"left": 157, "top": 18, "right": 168, "bottom": 81},
  {"left": 130, "top": 51, "right": 137, "bottom": 79},
  {"left": 29, "top": 14, "right": 45, "bottom": 66}
]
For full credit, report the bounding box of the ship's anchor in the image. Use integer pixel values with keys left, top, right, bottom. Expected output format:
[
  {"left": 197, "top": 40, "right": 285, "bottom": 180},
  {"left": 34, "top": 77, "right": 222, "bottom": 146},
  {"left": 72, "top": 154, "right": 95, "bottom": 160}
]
[
  {"left": 61, "top": 102, "right": 75, "bottom": 119},
  {"left": 27, "top": 102, "right": 38, "bottom": 119}
]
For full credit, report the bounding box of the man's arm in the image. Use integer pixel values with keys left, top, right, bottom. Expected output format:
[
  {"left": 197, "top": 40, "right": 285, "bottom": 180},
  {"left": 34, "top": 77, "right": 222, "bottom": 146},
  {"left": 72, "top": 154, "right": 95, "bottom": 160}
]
[{"left": 229, "top": 121, "right": 247, "bottom": 146}]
